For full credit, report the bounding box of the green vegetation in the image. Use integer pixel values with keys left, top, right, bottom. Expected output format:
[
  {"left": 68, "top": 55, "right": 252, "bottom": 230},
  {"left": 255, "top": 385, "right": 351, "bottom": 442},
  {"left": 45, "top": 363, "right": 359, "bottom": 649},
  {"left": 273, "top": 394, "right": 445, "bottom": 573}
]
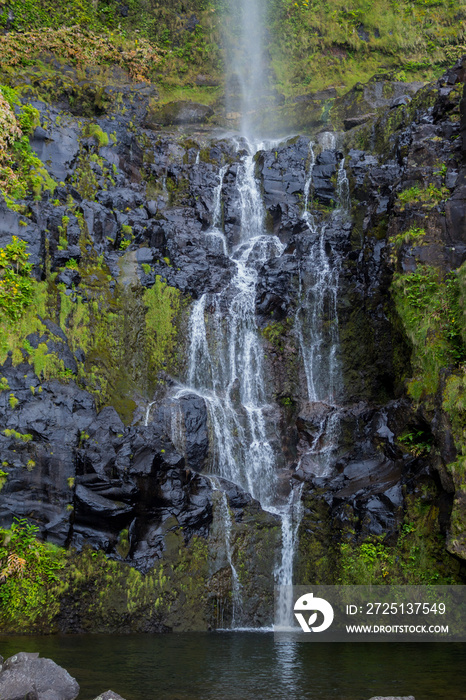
[
  {"left": 0, "top": 225, "right": 186, "bottom": 423},
  {"left": 120, "top": 225, "right": 134, "bottom": 250},
  {"left": 297, "top": 484, "right": 463, "bottom": 586},
  {"left": 261, "top": 318, "right": 293, "bottom": 351},
  {"left": 391, "top": 265, "right": 463, "bottom": 400},
  {"left": 0, "top": 516, "right": 213, "bottom": 633},
  {"left": 397, "top": 183, "right": 450, "bottom": 210},
  {"left": 0, "top": 469, "right": 7, "bottom": 491},
  {"left": 84, "top": 123, "right": 109, "bottom": 147},
  {"left": 144, "top": 275, "right": 183, "bottom": 384},
  {"left": 390, "top": 226, "right": 426, "bottom": 252},
  {"left": 0, "top": 2, "right": 219, "bottom": 98},
  {"left": 0, "top": 86, "right": 55, "bottom": 204},
  {"left": 0, "top": 236, "right": 33, "bottom": 320},
  {"left": 0, "top": 518, "right": 66, "bottom": 628},
  {"left": 3, "top": 429, "right": 33, "bottom": 442},
  {"left": 337, "top": 514, "right": 458, "bottom": 585},
  {"left": 398, "top": 427, "right": 432, "bottom": 457},
  {"left": 268, "top": 0, "right": 466, "bottom": 96},
  {"left": 0, "top": 376, "right": 10, "bottom": 391},
  {"left": 8, "top": 393, "right": 19, "bottom": 409},
  {"left": 0, "top": 0, "right": 463, "bottom": 107}
]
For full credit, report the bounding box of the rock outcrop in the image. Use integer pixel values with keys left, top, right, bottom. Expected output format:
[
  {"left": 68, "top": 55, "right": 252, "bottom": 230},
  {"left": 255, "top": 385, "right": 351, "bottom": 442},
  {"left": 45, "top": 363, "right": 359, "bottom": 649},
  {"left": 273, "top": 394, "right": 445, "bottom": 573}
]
[{"left": 0, "top": 58, "right": 466, "bottom": 632}]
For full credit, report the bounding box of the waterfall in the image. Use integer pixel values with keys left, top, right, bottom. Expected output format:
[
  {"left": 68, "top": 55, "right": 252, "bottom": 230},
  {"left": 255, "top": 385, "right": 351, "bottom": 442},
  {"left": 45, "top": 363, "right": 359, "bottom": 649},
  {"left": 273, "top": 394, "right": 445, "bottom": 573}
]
[
  {"left": 224, "top": 0, "right": 266, "bottom": 138},
  {"left": 210, "top": 477, "right": 243, "bottom": 628},
  {"left": 295, "top": 144, "right": 349, "bottom": 477},
  {"left": 337, "top": 156, "right": 350, "bottom": 213},
  {"left": 171, "top": 143, "right": 307, "bottom": 628},
  {"left": 273, "top": 485, "right": 303, "bottom": 630},
  {"left": 296, "top": 143, "right": 340, "bottom": 408},
  {"left": 205, "top": 164, "right": 228, "bottom": 256},
  {"left": 149, "top": 138, "right": 349, "bottom": 629},
  {"left": 185, "top": 147, "right": 283, "bottom": 509}
]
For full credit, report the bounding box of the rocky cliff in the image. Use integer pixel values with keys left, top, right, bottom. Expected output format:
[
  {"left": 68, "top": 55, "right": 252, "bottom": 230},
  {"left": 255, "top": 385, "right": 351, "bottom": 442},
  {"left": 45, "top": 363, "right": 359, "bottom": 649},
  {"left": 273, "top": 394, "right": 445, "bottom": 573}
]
[{"left": 0, "top": 45, "right": 466, "bottom": 632}]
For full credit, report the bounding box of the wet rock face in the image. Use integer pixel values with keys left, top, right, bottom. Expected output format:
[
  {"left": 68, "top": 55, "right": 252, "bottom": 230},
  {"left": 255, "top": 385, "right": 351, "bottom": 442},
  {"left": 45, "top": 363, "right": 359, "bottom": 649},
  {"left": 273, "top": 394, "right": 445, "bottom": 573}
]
[
  {"left": 296, "top": 401, "right": 413, "bottom": 539},
  {"left": 144, "top": 100, "right": 214, "bottom": 127},
  {"left": 0, "top": 362, "right": 213, "bottom": 567},
  {"left": 283, "top": 58, "right": 466, "bottom": 582},
  {"left": 2, "top": 58, "right": 466, "bottom": 632}
]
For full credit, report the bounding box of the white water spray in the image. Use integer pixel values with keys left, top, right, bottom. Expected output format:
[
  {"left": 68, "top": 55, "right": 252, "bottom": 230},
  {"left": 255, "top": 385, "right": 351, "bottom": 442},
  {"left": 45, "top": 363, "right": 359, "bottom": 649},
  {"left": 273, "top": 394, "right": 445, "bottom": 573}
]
[{"left": 225, "top": 0, "right": 266, "bottom": 138}]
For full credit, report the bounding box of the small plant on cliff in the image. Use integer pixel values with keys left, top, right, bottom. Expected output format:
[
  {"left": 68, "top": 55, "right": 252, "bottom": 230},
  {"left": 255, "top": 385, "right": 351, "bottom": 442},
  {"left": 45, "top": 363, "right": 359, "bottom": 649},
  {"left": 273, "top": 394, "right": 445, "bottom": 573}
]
[
  {"left": 397, "top": 183, "right": 450, "bottom": 210},
  {"left": 390, "top": 226, "right": 426, "bottom": 252},
  {"left": 84, "top": 123, "right": 109, "bottom": 148},
  {"left": 3, "top": 429, "right": 33, "bottom": 442},
  {"left": 398, "top": 428, "right": 432, "bottom": 457},
  {"left": 0, "top": 237, "right": 34, "bottom": 321}
]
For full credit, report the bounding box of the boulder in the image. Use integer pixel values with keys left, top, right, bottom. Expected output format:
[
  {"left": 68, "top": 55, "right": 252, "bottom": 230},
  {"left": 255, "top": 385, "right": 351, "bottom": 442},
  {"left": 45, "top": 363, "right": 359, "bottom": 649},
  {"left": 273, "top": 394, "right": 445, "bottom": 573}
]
[
  {"left": 0, "top": 653, "right": 79, "bottom": 700},
  {"left": 92, "top": 692, "right": 127, "bottom": 700}
]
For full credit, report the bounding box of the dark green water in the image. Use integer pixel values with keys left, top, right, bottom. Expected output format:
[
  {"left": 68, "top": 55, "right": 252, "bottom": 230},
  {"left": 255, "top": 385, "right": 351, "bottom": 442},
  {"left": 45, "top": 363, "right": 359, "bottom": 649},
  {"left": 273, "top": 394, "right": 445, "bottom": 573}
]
[{"left": 1, "top": 633, "right": 465, "bottom": 700}]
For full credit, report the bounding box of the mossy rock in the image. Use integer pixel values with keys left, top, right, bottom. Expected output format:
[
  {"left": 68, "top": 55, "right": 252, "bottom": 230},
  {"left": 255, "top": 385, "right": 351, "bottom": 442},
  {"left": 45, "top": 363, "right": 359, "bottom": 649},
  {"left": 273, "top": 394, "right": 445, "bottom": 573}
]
[{"left": 144, "top": 101, "right": 214, "bottom": 128}]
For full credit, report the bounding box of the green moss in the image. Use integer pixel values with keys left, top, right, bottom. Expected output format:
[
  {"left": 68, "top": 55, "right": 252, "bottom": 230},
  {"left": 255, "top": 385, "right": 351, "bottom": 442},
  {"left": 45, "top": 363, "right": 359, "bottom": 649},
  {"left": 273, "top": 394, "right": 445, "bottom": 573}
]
[
  {"left": 3, "top": 429, "right": 33, "bottom": 442},
  {"left": 0, "top": 231, "right": 186, "bottom": 422},
  {"left": 84, "top": 123, "right": 109, "bottom": 147},
  {"left": 261, "top": 318, "right": 293, "bottom": 351},
  {"left": 390, "top": 226, "right": 426, "bottom": 253},
  {"left": 0, "top": 237, "right": 34, "bottom": 321},
  {"left": 144, "top": 275, "right": 183, "bottom": 382},
  {"left": 397, "top": 183, "right": 450, "bottom": 210},
  {"left": 116, "top": 529, "right": 130, "bottom": 559},
  {"left": 8, "top": 393, "right": 18, "bottom": 409},
  {"left": 0, "top": 376, "right": 9, "bottom": 391}
]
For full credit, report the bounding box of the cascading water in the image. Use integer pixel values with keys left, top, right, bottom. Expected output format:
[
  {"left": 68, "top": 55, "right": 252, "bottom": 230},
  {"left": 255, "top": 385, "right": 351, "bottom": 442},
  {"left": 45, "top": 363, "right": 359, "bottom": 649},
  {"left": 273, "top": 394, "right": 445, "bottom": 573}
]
[
  {"left": 184, "top": 144, "right": 283, "bottom": 512},
  {"left": 167, "top": 141, "right": 307, "bottom": 628},
  {"left": 295, "top": 144, "right": 349, "bottom": 477},
  {"left": 147, "top": 0, "right": 348, "bottom": 631},
  {"left": 209, "top": 477, "right": 243, "bottom": 628}
]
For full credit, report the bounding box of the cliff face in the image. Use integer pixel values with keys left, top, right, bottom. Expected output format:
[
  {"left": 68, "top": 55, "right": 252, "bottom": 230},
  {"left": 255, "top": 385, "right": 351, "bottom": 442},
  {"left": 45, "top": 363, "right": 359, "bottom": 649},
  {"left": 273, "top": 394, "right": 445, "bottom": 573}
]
[{"left": 0, "top": 44, "right": 466, "bottom": 631}]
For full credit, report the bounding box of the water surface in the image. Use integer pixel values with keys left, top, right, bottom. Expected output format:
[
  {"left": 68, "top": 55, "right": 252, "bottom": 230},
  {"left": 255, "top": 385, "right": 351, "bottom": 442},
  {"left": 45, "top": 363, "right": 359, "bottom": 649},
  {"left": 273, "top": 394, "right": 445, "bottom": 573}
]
[{"left": 1, "top": 633, "right": 465, "bottom": 699}]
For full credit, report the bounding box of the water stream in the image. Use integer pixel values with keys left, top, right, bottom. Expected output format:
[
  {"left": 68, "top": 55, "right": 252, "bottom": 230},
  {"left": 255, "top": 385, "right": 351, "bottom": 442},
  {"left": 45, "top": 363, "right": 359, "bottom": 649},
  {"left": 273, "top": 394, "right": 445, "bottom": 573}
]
[
  {"left": 167, "top": 141, "right": 303, "bottom": 628},
  {"left": 146, "top": 0, "right": 349, "bottom": 629},
  {"left": 143, "top": 136, "right": 349, "bottom": 629},
  {"left": 295, "top": 144, "right": 349, "bottom": 477}
]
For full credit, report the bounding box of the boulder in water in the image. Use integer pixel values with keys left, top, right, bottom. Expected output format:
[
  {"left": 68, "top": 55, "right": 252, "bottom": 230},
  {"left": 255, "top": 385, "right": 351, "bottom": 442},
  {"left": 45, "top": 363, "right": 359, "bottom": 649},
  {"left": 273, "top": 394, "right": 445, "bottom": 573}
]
[{"left": 0, "top": 652, "right": 79, "bottom": 700}]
